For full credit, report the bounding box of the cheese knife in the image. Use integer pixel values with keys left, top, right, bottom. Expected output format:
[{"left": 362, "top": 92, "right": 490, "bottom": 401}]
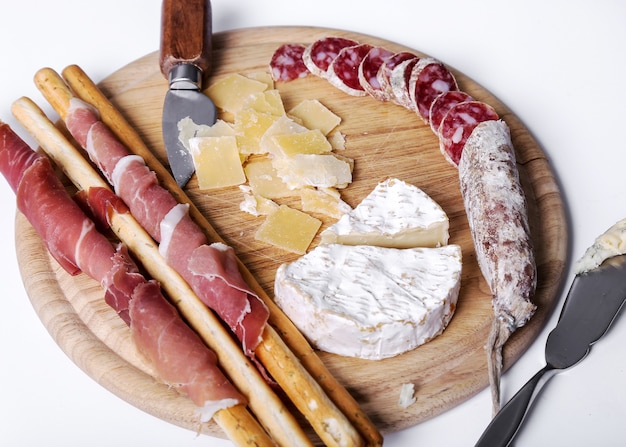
[
  {"left": 159, "top": 0, "right": 216, "bottom": 188},
  {"left": 475, "top": 252, "right": 626, "bottom": 447}
]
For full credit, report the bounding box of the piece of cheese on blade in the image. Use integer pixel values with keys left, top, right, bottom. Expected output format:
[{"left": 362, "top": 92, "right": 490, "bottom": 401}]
[
  {"left": 321, "top": 178, "right": 449, "bottom": 248},
  {"left": 274, "top": 243, "right": 462, "bottom": 360},
  {"left": 189, "top": 136, "right": 246, "bottom": 190},
  {"left": 255, "top": 205, "right": 322, "bottom": 254},
  {"left": 206, "top": 73, "right": 268, "bottom": 114}
]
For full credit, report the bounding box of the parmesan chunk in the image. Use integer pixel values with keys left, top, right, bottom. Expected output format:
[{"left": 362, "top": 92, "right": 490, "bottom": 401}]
[
  {"left": 255, "top": 205, "right": 322, "bottom": 254},
  {"left": 241, "top": 90, "right": 285, "bottom": 116},
  {"left": 271, "top": 129, "right": 333, "bottom": 157},
  {"left": 273, "top": 154, "right": 353, "bottom": 190},
  {"left": 259, "top": 115, "right": 309, "bottom": 155},
  {"left": 239, "top": 185, "right": 279, "bottom": 216},
  {"left": 189, "top": 136, "right": 246, "bottom": 190},
  {"left": 288, "top": 99, "right": 341, "bottom": 135},
  {"left": 300, "top": 187, "right": 352, "bottom": 219},
  {"left": 244, "top": 157, "right": 293, "bottom": 199},
  {"left": 206, "top": 74, "right": 268, "bottom": 113},
  {"left": 234, "top": 109, "right": 281, "bottom": 155},
  {"left": 177, "top": 117, "right": 235, "bottom": 151}
]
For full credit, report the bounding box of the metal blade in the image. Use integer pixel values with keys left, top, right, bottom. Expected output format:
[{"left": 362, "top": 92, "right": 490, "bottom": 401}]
[
  {"left": 162, "top": 86, "right": 216, "bottom": 187},
  {"left": 545, "top": 254, "right": 626, "bottom": 369}
]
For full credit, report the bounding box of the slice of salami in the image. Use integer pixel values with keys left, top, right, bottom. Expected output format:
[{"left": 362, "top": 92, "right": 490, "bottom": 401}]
[
  {"left": 438, "top": 101, "right": 499, "bottom": 166},
  {"left": 390, "top": 57, "right": 419, "bottom": 109},
  {"left": 358, "top": 46, "right": 394, "bottom": 101},
  {"left": 377, "top": 51, "right": 417, "bottom": 104},
  {"left": 429, "top": 90, "right": 473, "bottom": 134},
  {"left": 302, "top": 36, "right": 359, "bottom": 78},
  {"left": 327, "top": 43, "right": 373, "bottom": 96},
  {"left": 270, "top": 43, "right": 309, "bottom": 82},
  {"left": 410, "top": 60, "right": 459, "bottom": 123}
]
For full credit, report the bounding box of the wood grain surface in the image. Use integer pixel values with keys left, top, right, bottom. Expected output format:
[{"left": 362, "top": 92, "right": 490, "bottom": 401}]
[{"left": 14, "top": 27, "right": 568, "bottom": 441}]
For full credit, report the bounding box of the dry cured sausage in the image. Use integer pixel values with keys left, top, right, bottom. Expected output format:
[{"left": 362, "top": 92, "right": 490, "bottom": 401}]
[{"left": 458, "top": 119, "right": 537, "bottom": 414}]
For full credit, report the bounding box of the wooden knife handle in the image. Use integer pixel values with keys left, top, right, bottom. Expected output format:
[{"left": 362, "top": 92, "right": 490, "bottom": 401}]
[{"left": 159, "top": 0, "right": 212, "bottom": 85}]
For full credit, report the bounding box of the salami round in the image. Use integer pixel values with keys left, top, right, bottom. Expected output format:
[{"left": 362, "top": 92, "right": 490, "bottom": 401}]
[
  {"left": 327, "top": 43, "right": 373, "bottom": 96},
  {"left": 269, "top": 43, "right": 309, "bottom": 82},
  {"left": 410, "top": 60, "right": 459, "bottom": 123},
  {"left": 358, "top": 46, "right": 394, "bottom": 101},
  {"left": 389, "top": 57, "right": 419, "bottom": 109},
  {"left": 429, "top": 90, "right": 473, "bottom": 134},
  {"left": 302, "top": 36, "right": 359, "bottom": 78},
  {"left": 376, "top": 51, "right": 417, "bottom": 104},
  {"left": 438, "top": 101, "right": 498, "bottom": 166}
]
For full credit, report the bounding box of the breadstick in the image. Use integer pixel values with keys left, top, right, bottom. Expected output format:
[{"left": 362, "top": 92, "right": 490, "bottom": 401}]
[
  {"left": 62, "top": 63, "right": 383, "bottom": 447},
  {"left": 33, "top": 67, "right": 365, "bottom": 447},
  {"left": 12, "top": 95, "right": 311, "bottom": 447},
  {"left": 43, "top": 66, "right": 363, "bottom": 447}
]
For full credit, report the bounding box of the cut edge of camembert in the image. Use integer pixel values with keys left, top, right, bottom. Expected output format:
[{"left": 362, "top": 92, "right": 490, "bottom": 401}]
[{"left": 320, "top": 177, "right": 449, "bottom": 248}]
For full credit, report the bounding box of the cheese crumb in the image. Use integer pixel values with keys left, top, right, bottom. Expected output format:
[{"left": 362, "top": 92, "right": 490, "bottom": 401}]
[{"left": 398, "top": 383, "right": 417, "bottom": 408}]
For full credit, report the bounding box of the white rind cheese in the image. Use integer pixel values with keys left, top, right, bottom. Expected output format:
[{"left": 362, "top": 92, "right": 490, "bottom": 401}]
[
  {"left": 274, "top": 243, "right": 462, "bottom": 360},
  {"left": 575, "top": 217, "right": 626, "bottom": 273},
  {"left": 320, "top": 178, "right": 449, "bottom": 248}
]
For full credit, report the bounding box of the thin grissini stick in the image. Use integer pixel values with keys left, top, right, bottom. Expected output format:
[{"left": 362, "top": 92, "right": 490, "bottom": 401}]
[
  {"left": 12, "top": 96, "right": 311, "bottom": 447},
  {"left": 61, "top": 63, "right": 383, "bottom": 447},
  {"left": 34, "top": 67, "right": 365, "bottom": 447},
  {"left": 41, "top": 66, "right": 365, "bottom": 447}
]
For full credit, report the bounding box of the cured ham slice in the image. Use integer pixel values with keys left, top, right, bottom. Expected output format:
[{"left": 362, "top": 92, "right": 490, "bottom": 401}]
[
  {"left": 0, "top": 122, "right": 245, "bottom": 419},
  {"left": 65, "top": 99, "right": 269, "bottom": 357}
]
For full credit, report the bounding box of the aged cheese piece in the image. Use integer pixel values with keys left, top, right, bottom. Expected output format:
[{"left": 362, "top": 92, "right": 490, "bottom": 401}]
[
  {"left": 259, "top": 115, "right": 309, "bottom": 155},
  {"left": 255, "top": 205, "right": 322, "bottom": 254},
  {"left": 271, "top": 128, "right": 333, "bottom": 157},
  {"left": 188, "top": 136, "right": 246, "bottom": 190},
  {"left": 272, "top": 153, "right": 353, "bottom": 190},
  {"left": 274, "top": 243, "right": 462, "bottom": 360},
  {"left": 300, "top": 187, "right": 352, "bottom": 219},
  {"left": 397, "top": 383, "right": 417, "bottom": 408},
  {"left": 239, "top": 185, "right": 279, "bottom": 216},
  {"left": 243, "top": 157, "right": 294, "bottom": 199},
  {"left": 241, "top": 89, "right": 285, "bottom": 116},
  {"left": 244, "top": 71, "right": 275, "bottom": 89},
  {"left": 288, "top": 99, "right": 341, "bottom": 136},
  {"left": 177, "top": 117, "right": 235, "bottom": 152},
  {"left": 206, "top": 73, "right": 268, "bottom": 114},
  {"left": 575, "top": 217, "right": 626, "bottom": 273},
  {"left": 327, "top": 132, "right": 346, "bottom": 150},
  {"left": 234, "top": 109, "right": 281, "bottom": 155},
  {"left": 321, "top": 178, "right": 449, "bottom": 248}
]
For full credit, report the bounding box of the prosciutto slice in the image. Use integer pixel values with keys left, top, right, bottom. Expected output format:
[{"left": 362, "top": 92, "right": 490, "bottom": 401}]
[
  {"left": 0, "top": 122, "right": 245, "bottom": 418},
  {"left": 65, "top": 99, "right": 269, "bottom": 356}
]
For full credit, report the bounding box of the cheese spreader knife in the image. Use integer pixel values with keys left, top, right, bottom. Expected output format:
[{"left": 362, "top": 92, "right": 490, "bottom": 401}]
[
  {"left": 159, "top": 0, "right": 216, "bottom": 188},
  {"left": 475, "top": 252, "right": 626, "bottom": 447}
]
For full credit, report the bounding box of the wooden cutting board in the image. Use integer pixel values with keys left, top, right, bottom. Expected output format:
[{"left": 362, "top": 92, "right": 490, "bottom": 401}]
[{"left": 14, "top": 27, "right": 568, "bottom": 441}]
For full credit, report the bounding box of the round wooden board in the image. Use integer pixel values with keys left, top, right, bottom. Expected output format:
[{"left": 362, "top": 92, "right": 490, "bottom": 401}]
[{"left": 15, "top": 27, "right": 568, "bottom": 441}]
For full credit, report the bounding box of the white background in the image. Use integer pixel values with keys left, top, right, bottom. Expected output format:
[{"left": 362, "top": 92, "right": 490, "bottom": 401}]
[{"left": 1, "top": 1, "right": 626, "bottom": 446}]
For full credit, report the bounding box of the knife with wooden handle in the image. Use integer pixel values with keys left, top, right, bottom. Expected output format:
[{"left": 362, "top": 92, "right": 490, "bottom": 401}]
[{"left": 160, "top": 0, "right": 216, "bottom": 188}]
